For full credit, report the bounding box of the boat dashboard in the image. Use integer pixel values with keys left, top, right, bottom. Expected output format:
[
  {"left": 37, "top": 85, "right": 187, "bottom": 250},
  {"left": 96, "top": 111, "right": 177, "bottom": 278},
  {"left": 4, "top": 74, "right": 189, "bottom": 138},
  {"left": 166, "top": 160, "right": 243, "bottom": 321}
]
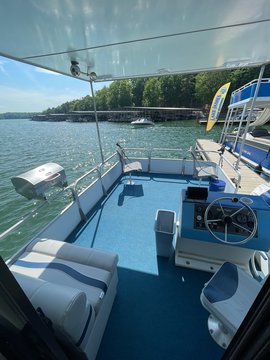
[
  {"left": 180, "top": 187, "right": 270, "bottom": 249},
  {"left": 193, "top": 202, "right": 257, "bottom": 238},
  {"left": 176, "top": 187, "right": 270, "bottom": 272}
]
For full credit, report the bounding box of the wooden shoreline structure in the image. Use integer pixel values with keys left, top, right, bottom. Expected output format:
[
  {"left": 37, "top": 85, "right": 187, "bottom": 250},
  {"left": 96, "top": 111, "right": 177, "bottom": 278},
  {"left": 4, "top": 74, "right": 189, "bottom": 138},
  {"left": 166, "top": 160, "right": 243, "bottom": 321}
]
[
  {"left": 196, "top": 139, "right": 270, "bottom": 194},
  {"left": 198, "top": 118, "right": 249, "bottom": 125},
  {"left": 31, "top": 106, "right": 204, "bottom": 123}
]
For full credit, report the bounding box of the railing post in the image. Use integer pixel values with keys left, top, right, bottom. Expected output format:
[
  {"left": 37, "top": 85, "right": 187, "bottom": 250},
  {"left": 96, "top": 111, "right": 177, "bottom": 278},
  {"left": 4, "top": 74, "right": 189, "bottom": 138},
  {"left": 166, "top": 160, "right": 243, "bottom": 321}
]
[
  {"left": 233, "top": 103, "right": 247, "bottom": 152},
  {"left": 96, "top": 166, "right": 107, "bottom": 196},
  {"left": 219, "top": 108, "right": 233, "bottom": 144},
  {"left": 220, "top": 108, "right": 234, "bottom": 144},
  {"left": 70, "top": 187, "right": 88, "bottom": 222},
  {"left": 148, "top": 150, "right": 151, "bottom": 172}
]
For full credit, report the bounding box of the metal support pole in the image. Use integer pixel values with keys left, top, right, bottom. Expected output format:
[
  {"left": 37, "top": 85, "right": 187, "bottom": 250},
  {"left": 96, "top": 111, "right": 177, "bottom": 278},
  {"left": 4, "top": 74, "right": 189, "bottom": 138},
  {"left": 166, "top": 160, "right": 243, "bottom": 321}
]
[
  {"left": 219, "top": 108, "right": 233, "bottom": 144},
  {"left": 228, "top": 110, "right": 237, "bottom": 134},
  {"left": 219, "top": 108, "right": 232, "bottom": 144},
  {"left": 233, "top": 103, "right": 247, "bottom": 152},
  {"left": 235, "top": 64, "right": 265, "bottom": 170},
  {"left": 89, "top": 77, "right": 104, "bottom": 164}
]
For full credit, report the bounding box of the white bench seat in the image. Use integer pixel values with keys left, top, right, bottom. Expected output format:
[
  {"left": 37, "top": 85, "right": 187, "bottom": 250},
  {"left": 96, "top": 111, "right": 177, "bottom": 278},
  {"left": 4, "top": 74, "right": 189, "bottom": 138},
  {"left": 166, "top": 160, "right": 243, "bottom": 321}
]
[
  {"left": 13, "top": 272, "right": 95, "bottom": 345},
  {"left": 10, "top": 238, "right": 119, "bottom": 360}
]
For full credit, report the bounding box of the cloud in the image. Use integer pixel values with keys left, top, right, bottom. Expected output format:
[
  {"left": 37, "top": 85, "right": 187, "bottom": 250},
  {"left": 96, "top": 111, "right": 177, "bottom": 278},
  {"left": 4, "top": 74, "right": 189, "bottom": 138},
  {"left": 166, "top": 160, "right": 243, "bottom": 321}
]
[
  {"left": 0, "top": 60, "right": 8, "bottom": 75},
  {"left": 34, "top": 67, "right": 60, "bottom": 75},
  {"left": 0, "top": 85, "right": 87, "bottom": 112},
  {"left": 0, "top": 57, "right": 111, "bottom": 113}
]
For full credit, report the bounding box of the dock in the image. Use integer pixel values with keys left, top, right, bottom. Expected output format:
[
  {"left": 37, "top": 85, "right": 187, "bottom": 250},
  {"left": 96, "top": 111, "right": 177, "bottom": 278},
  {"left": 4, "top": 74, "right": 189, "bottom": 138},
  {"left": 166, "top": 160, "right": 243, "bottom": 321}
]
[
  {"left": 198, "top": 119, "right": 248, "bottom": 125},
  {"left": 31, "top": 107, "right": 204, "bottom": 123},
  {"left": 196, "top": 139, "right": 270, "bottom": 194}
]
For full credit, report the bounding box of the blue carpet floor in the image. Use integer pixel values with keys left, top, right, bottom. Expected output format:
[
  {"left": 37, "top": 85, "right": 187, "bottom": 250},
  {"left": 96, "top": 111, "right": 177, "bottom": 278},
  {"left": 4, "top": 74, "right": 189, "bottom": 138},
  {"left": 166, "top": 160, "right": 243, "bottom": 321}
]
[
  {"left": 69, "top": 173, "right": 224, "bottom": 359},
  {"left": 97, "top": 259, "right": 224, "bottom": 360}
]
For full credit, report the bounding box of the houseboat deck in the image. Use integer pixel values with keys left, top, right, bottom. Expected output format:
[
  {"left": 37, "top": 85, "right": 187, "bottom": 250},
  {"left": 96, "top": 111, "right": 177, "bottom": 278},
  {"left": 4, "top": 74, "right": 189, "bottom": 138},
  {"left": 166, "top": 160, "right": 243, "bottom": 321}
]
[{"left": 67, "top": 173, "right": 224, "bottom": 360}]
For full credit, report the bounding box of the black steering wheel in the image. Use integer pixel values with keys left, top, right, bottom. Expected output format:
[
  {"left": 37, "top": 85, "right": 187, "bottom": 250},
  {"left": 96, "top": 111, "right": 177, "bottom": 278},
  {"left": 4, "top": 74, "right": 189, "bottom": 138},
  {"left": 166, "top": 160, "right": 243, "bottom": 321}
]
[{"left": 204, "top": 197, "right": 257, "bottom": 244}]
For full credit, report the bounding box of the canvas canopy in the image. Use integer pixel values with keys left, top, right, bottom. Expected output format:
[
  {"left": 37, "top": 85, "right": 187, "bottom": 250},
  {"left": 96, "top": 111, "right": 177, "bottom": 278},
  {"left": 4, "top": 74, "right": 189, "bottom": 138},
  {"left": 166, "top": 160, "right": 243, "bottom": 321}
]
[{"left": 1, "top": 0, "right": 270, "bottom": 81}]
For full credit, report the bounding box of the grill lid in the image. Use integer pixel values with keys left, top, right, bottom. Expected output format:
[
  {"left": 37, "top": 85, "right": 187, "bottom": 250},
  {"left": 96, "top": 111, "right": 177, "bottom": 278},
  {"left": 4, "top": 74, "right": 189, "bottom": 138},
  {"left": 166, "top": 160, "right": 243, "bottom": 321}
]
[{"left": 11, "top": 163, "right": 67, "bottom": 200}]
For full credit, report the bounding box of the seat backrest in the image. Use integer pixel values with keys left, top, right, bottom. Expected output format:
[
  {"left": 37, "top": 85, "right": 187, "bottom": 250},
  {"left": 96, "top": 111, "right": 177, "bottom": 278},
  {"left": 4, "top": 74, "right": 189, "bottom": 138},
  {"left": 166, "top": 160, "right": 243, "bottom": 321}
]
[
  {"left": 116, "top": 144, "right": 127, "bottom": 166},
  {"left": 201, "top": 262, "right": 262, "bottom": 334},
  {"left": 14, "top": 271, "right": 91, "bottom": 344}
]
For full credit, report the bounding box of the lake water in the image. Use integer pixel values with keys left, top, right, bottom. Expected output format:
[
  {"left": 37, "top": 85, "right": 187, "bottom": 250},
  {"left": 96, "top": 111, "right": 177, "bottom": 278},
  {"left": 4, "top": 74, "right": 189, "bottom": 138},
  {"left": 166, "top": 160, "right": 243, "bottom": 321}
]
[{"left": 0, "top": 118, "right": 223, "bottom": 258}]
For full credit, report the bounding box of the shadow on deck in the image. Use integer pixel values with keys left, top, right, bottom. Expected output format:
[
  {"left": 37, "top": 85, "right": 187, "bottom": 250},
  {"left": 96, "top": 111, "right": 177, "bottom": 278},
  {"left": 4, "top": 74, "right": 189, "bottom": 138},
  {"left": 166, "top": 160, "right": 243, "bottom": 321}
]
[{"left": 97, "top": 257, "right": 224, "bottom": 360}]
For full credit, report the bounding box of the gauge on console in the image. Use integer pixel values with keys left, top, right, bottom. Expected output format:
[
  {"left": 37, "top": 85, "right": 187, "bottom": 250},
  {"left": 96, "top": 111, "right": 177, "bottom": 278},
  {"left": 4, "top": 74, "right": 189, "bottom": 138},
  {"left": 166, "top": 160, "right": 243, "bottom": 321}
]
[
  {"left": 235, "top": 213, "right": 248, "bottom": 224},
  {"left": 247, "top": 220, "right": 255, "bottom": 228}
]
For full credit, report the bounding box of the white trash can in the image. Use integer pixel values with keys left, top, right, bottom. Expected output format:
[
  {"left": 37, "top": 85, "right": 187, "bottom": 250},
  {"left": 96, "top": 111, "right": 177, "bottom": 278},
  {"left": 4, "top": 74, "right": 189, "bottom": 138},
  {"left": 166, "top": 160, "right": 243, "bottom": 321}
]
[{"left": 154, "top": 210, "right": 176, "bottom": 257}]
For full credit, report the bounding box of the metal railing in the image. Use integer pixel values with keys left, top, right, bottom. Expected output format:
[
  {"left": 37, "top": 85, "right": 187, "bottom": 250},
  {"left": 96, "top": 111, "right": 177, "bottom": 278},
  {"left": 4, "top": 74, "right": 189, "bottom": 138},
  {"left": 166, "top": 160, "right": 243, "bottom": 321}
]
[
  {"left": 193, "top": 147, "right": 241, "bottom": 192},
  {"left": 73, "top": 152, "right": 117, "bottom": 192},
  {"left": 124, "top": 147, "right": 189, "bottom": 159},
  {"left": 123, "top": 146, "right": 192, "bottom": 173},
  {"left": 0, "top": 152, "right": 119, "bottom": 244},
  {"left": 220, "top": 155, "right": 241, "bottom": 193},
  {"left": 0, "top": 187, "right": 72, "bottom": 243},
  {"left": 0, "top": 146, "right": 224, "bottom": 246},
  {"left": 125, "top": 147, "right": 243, "bottom": 184}
]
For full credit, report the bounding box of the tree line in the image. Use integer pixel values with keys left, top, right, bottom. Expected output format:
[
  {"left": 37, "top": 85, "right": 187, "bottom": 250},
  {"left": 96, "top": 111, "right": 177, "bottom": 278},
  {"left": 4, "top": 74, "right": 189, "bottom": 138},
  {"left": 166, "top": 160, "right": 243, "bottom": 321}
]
[
  {"left": 43, "top": 66, "right": 270, "bottom": 114},
  {"left": 0, "top": 112, "right": 39, "bottom": 119}
]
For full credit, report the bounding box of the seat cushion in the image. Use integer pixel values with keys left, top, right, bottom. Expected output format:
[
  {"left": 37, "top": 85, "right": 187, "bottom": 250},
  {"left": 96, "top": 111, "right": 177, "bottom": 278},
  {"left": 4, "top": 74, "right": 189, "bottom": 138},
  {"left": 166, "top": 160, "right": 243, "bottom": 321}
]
[
  {"left": 201, "top": 262, "right": 262, "bottom": 333},
  {"left": 123, "top": 161, "right": 142, "bottom": 173},
  {"left": 13, "top": 272, "right": 95, "bottom": 344},
  {"left": 11, "top": 250, "right": 112, "bottom": 312},
  {"left": 203, "top": 262, "right": 239, "bottom": 303},
  {"left": 27, "top": 238, "right": 118, "bottom": 273}
]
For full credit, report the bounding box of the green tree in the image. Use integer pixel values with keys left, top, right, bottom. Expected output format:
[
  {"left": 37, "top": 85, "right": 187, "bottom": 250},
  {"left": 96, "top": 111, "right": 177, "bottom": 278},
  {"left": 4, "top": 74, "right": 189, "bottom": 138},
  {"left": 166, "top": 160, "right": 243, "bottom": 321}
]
[
  {"left": 194, "top": 66, "right": 270, "bottom": 109},
  {"left": 177, "top": 75, "right": 197, "bottom": 107},
  {"left": 107, "top": 80, "right": 133, "bottom": 109},
  {"left": 142, "top": 78, "right": 163, "bottom": 106},
  {"left": 71, "top": 99, "right": 83, "bottom": 111},
  {"left": 159, "top": 75, "right": 196, "bottom": 107},
  {"left": 107, "top": 82, "right": 119, "bottom": 109},
  {"left": 131, "top": 78, "right": 147, "bottom": 106},
  {"left": 41, "top": 65, "right": 270, "bottom": 114},
  {"left": 195, "top": 71, "right": 233, "bottom": 108},
  {"left": 118, "top": 81, "right": 133, "bottom": 107},
  {"left": 80, "top": 95, "right": 93, "bottom": 111},
  {"left": 96, "top": 87, "right": 109, "bottom": 110},
  {"left": 159, "top": 76, "right": 177, "bottom": 106}
]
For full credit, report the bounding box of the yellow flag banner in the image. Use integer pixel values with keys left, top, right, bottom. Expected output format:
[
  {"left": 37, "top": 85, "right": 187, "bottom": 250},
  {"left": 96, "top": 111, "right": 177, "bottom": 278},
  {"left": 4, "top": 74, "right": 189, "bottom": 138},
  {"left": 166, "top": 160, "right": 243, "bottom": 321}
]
[{"left": 206, "top": 82, "right": 231, "bottom": 132}]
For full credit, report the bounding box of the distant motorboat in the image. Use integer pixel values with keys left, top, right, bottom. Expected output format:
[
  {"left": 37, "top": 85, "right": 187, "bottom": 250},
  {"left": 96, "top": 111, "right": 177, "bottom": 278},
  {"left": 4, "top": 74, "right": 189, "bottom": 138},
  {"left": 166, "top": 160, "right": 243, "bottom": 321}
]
[{"left": 131, "top": 118, "right": 155, "bottom": 126}]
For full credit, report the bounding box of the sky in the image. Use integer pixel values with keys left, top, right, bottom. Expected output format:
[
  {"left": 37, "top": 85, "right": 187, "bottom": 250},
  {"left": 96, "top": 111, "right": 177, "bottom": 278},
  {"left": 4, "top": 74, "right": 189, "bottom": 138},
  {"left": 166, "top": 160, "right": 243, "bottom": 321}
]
[{"left": 0, "top": 56, "right": 109, "bottom": 113}]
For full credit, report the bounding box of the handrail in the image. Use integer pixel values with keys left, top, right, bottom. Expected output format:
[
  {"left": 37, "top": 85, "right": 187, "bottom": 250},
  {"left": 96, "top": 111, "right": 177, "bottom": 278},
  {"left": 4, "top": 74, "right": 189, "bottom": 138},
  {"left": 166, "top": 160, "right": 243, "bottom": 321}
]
[
  {"left": 0, "top": 147, "right": 215, "bottom": 243},
  {"left": 0, "top": 187, "right": 72, "bottom": 242},
  {"left": 193, "top": 147, "right": 241, "bottom": 193},
  {"left": 124, "top": 146, "right": 189, "bottom": 159},
  {"left": 220, "top": 154, "right": 242, "bottom": 193},
  {"left": 125, "top": 147, "right": 185, "bottom": 153},
  {"left": 193, "top": 149, "right": 222, "bottom": 157},
  {"left": 120, "top": 146, "right": 241, "bottom": 193},
  {"left": 73, "top": 165, "right": 100, "bottom": 190},
  {"left": 151, "top": 147, "right": 185, "bottom": 156},
  {"left": 71, "top": 152, "right": 118, "bottom": 215},
  {"left": 73, "top": 152, "right": 117, "bottom": 191},
  {"left": 0, "top": 152, "right": 119, "bottom": 242},
  {"left": 123, "top": 146, "right": 190, "bottom": 173},
  {"left": 231, "top": 78, "right": 270, "bottom": 95}
]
